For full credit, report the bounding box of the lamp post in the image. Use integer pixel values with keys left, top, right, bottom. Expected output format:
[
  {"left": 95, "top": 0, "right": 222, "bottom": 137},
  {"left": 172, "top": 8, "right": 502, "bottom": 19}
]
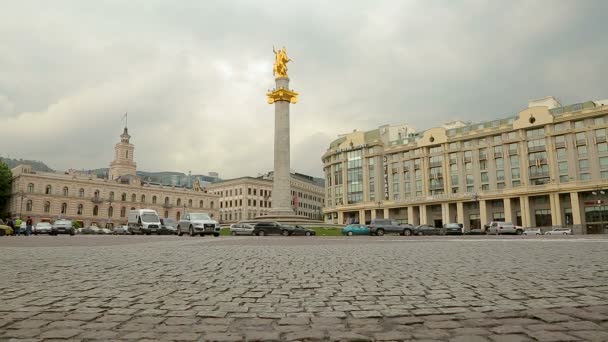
[
  {"left": 376, "top": 200, "right": 383, "bottom": 219},
  {"left": 18, "top": 191, "right": 26, "bottom": 219}
]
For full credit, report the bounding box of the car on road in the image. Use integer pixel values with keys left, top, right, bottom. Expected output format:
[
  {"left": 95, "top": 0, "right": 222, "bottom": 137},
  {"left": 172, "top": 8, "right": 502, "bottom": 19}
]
[
  {"left": 128, "top": 209, "right": 162, "bottom": 235},
  {"left": 51, "top": 219, "right": 75, "bottom": 236},
  {"left": 79, "top": 226, "right": 99, "bottom": 235},
  {"left": 523, "top": 228, "right": 542, "bottom": 235},
  {"left": 465, "top": 228, "right": 486, "bottom": 235},
  {"left": 0, "top": 219, "right": 14, "bottom": 236},
  {"left": 230, "top": 223, "right": 255, "bottom": 236},
  {"left": 342, "top": 224, "right": 370, "bottom": 236},
  {"left": 290, "top": 225, "right": 316, "bottom": 236},
  {"left": 545, "top": 227, "right": 572, "bottom": 235},
  {"left": 443, "top": 223, "right": 464, "bottom": 235},
  {"left": 369, "top": 219, "right": 414, "bottom": 236},
  {"left": 159, "top": 218, "right": 178, "bottom": 235},
  {"left": 251, "top": 221, "right": 291, "bottom": 236},
  {"left": 486, "top": 221, "right": 523, "bottom": 235},
  {"left": 413, "top": 224, "right": 444, "bottom": 236},
  {"left": 112, "top": 225, "right": 129, "bottom": 235},
  {"left": 34, "top": 222, "right": 52, "bottom": 235},
  {"left": 177, "top": 212, "right": 220, "bottom": 237},
  {"left": 100, "top": 228, "right": 112, "bottom": 235}
]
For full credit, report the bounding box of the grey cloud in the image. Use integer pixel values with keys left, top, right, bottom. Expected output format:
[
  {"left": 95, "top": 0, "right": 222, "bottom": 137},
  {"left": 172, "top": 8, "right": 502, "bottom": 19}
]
[{"left": 1, "top": 0, "right": 607, "bottom": 179}]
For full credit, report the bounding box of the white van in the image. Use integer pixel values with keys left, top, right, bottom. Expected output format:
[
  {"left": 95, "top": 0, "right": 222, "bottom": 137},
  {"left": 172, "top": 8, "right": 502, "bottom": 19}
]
[{"left": 127, "top": 209, "right": 161, "bottom": 235}]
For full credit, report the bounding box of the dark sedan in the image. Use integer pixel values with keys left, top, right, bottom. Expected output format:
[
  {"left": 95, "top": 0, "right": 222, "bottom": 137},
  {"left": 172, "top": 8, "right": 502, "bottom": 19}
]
[
  {"left": 290, "top": 225, "right": 316, "bottom": 236},
  {"left": 413, "top": 224, "right": 445, "bottom": 236},
  {"left": 159, "top": 218, "right": 177, "bottom": 235},
  {"left": 51, "top": 219, "right": 75, "bottom": 236},
  {"left": 443, "top": 223, "right": 464, "bottom": 235}
]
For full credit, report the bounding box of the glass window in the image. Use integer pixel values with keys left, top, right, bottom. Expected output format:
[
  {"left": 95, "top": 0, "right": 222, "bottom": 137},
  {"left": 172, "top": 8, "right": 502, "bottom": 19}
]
[
  {"left": 493, "top": 135, "right": 502, "bottom": 143},
  {"left": 479, "top": 160, "right": 487, "bottom": 171},
  {"left": 507, "top": 131, "right": 518, "bottom": 140},
  {"left": 495, "top": 158, "right": 504, "bottom": 169},
  {"left": 481, "top": 184, "right": 489, "bottom": 191},
  {"left": 496, "top": 170, "right": 505, "bottom": 181},
  {"left": 598, "top": 143, "right": 608, "bottom": 153},
  {"left": 558, "top": 161, "right": 568, "bottom": 173},
  {"left": 600, "top": 157, "right": 608, "bottom": 168},
  {"left": 512, "top": 180, "right": 521, "bottom": 187},
  {"left": 576, "top": 132, "right": 586, "bottom": 141},
  {"left": 579, "top": 159, "right": 589, "bottom": 171},
  {"left": 526, "top": 128, "right": 545, "bottom": 138},
  {"left": 556, "top": 148, "right": 567, "bottom": 160},
  {"left": 511, "top": 168, "right": 520, "bottom": 180},
  {"left": 577, "top": 145, "right": 588, "bottom": 156},
  {"left": 465, "top": 162, "right": 472, "bottom": 171},
  {"left": 554, "top": 122, "right": 567, "bottom": 132},
  {"left": 466, "top": 175, "right": 474, "bottom": 185},
  {"left": 594, "top": 116, "right": 605, "bottom": 126},
  {"left": 497, "top": 182, "right": 505, "bottom": 189},
  {"left": 449, "top": 142, "right": 459, "bottom": 150},
  {"left": 527, "top": 139, "right": 546, "bottom": 150},
  {"left": 560, "top": 175, "right": 570, "bottom": 183},
  {"left": 494, "top": 146, "right": 502, "bottom": 154},
  {"left": 509, "top": 143, "right": 518, "bottom": 154},
  {"left": 463, "top": 140, "right": 472, "bottom": 148},
  {"left": 481, "top": 172, "right": 489, "bottom": 183},
  {"left": 479, "top": 148, "right": 487, "bottom": 158},
  {"left": 574, "top": 120, "right": 585, "bottom": 129},
  {"left": 554, "top": 135, "right": 565, "bottom": 144},
  {"left": 451, "top": 175, "right": 458, "bottom": 186},
  {"left": 450, "top": 164, "right": 458, "bottom": 173},
  {"left": 595, "top": 128, "right": 606, "bottom": 138},
  {"left": 510, "top": 155, "right": 520, "bottom": 167},
  {"left": 602, "top": 171, "right": 608, "bottom": 179},
  {"left": 580, "top": 173, "right": 591, "bottom": 180}
]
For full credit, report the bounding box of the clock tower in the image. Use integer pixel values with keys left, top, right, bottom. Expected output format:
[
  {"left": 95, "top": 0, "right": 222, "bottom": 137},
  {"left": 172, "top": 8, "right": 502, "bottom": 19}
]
[{"left": 109, "top": 127, "right": 137, "bottom": 180}]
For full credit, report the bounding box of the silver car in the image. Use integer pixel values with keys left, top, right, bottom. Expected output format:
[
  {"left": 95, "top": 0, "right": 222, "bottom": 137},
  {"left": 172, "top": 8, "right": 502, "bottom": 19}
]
[
  {"left": 545, "top": 228, "right": 572, "bottom": 235},
  {"left": 523, "top": 228, "right": 542, "bottom": 235},
  {"left": 230, "top": 223, "right": 255, "bottom": 236},
  {"left": 34, "top": 222, "right": 52, "bottom": 235}
]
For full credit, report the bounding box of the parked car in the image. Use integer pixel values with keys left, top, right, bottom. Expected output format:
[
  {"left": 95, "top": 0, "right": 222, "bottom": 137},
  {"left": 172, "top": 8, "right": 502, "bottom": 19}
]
[
  {"left": 34, "top": 222, "right": 53, "bottom": 235},
  {"left": 290, "top": 225, "right": 316, "bottom": 236},
  {"left": 545, "top": 227, "right": 572, "bottom": 235},
  {"left": 79, "top": 226, "right": 97, "bottom": 235},
  {"left": 0, "top": 219, "right": 14, "bottom": 236},
  {"left": 128, "top": 209, "right": 162, "bottom": 235},
  {"left": 369, "top": 219, "right": 414, "bottom": 236},
  {"left": 177, "top": 212, "right": 220, "bottom": 237},
  {"left": 100, "top": 228, "right": 112, "bottom": 235},
  {"left": 413, "top": 224, "right": 444, "bottom": 236},
  {"left": 159, "top": 218, "right": 178, "bottom": 235},
  {"left": 252, "top": 221, "right": 290, "bottom": 236},
  {"left": 443, "top": 223, "right": 464, "bottom": 235},
  {"left": 113, "top": 225, "right": 129, "bottom": 235},
  {"left": 230, "top": 223, "right": 255, "bottom": 236},
  {"left": 523, "top": 228, "right": 542, "bottom": 235},
  {"left": 465, "top": 228, "right": 486, "bottom": 235},
  {"left": 51, "top": 219, "right": 75, "bottom": 236},
  {"left": 342, "top": 224, "right": 370, "bottom": 236},
  {"left": 486, "top": 221, "right": 523, "bottom": 235}
]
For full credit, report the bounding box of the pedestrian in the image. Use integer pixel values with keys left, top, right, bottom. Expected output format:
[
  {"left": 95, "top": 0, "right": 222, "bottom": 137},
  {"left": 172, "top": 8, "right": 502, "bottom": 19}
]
[{"left": 25, "top": 216, "right": 33, "bottom": 236}]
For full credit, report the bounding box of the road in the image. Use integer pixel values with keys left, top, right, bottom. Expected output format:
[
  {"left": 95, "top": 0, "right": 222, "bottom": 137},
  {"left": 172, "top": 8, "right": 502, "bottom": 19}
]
[{"left": 1, "top": 235, "right": 607, "bottom": 341}]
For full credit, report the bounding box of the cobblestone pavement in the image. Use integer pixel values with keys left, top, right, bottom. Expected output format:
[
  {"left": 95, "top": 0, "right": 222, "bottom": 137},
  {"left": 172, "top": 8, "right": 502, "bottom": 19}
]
[{"left": 1, "top": 235, "right": 607, "bottom": 341}]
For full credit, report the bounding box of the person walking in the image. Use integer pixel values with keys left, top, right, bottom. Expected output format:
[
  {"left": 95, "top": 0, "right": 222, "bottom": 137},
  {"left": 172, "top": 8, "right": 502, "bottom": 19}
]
[
  {"left": 14, "top": 217, "right": 22, "bottom": 235},
  {"left": 25, "top": 216, "right": 33, "bottom": 236}
]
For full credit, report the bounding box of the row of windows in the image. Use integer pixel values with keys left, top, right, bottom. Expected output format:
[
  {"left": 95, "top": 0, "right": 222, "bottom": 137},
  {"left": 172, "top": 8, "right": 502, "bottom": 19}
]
[{"left": 23, "top": 184, "right": 214, "bottom": 208}]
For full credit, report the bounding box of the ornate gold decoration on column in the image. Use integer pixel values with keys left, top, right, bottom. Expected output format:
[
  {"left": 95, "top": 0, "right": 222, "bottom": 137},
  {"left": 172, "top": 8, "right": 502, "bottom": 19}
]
[{"left": 267, "top": 88, "right": 299, "bottom": 104}]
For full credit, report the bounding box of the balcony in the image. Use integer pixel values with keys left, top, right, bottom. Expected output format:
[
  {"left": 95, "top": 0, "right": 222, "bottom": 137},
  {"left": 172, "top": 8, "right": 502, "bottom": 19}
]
[
  {"left": 429, "top": 184, "right": 444, "bottom": 190},
  {"left": 429, "top": 161, "right": 442, "bottom": 167},
  {"left": 463, "top": 157, "right": 472, "bottom": 163},
  {"left": 508, "top": 149, "right": 518, "bottom": 155},
  {"left": 91, "top": 197, "right": 103, "bottom": 204},
  {"left": 576, "top": 139, "right": 587, "bottom": 146},
  {"left": 162, "top": 203, "right": 174, "bottom": 209},
  {"left": 449, "top": 158, "right": 457, "bottom": 164},
  {"left": 529, "top": 171, "right": 550, "bottom": 179},
  {"left": 554, "top": 141, "right": 566, "bottom": 148},
  {"left": 527, "top": 146, "right": 545, "bottom": 152},
  {"left": 596, "top": 136, "right": 607, "bottom": 143},
  {"left": 493, "top": 151, "right": 503, "bottom": 158},
  {"left": 479, "top": 154, "right": 487, "bottom": 161}
]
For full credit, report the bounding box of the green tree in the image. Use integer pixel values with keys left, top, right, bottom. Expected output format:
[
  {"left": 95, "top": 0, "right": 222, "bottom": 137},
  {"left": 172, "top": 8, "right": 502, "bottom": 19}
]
[{"left": 0, "top": 161, "right": 12, "bottom": 216}]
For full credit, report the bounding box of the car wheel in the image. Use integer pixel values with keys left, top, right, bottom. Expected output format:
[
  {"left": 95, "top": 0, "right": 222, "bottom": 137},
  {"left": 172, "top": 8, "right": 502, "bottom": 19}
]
[
  {"left": 403, "top": 229, "right": 412, "bottom": 236},
  {"left": 281, "top": 230, "right": 290, "bottom": 236},
  {"left": 213, "top": 233, "right": 219, "bottom": 237},
  {"left": 417, "top": 231, "right": 424, "bottom": 236},
  {"left": 536, "top": 233, "right": 540, "bottom": 235},
  {"left": 231, "top": 231, "right": 237, "bottom": 236},
  {"left": 347, "top": 231, "right": 353, "bottom": 236},
  {"left": 189, "top": 226, "right": 195, "bottom": 237},
  {"left": 305, "top": 231, "right": 312, "bottom": 236},
  {"left": 376, "top": 229, "right": 385, "bottom": 236},
  {"left": 259, "top": 230, "right": 266, "bottom": 236},
  {"left": 177, "top": 226, "right": 183, "bottom": 236},
  {"left": 563, "top": 232, "right": 567, "bottom": 235},
  {"left": 516, "top": 229, "right": 523, "bottom": 235}
]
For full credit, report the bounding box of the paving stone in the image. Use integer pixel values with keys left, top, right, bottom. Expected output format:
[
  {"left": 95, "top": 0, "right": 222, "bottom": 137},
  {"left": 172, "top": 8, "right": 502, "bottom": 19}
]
[
  {"left": 449, "top": 336, "right": 491, "bottom": 342},
  {"left": 243, "top": 331, "right": 282, "bottom": 341},
  {"left": 373, "top": 330, "right": 413, "bottom": 340},
  {"left": 490, "top": 325, "right": 528, "bottom": 335},
  {"left": 569, "top": 330, "right": 608, "bottom": 341},
  {"left": 284, "top": 330, "right": 326, "bottom": 341},
  {"left": 350, "top": 310, "right": 382, "bottom": 318},
  {"left": 425, "top": 320, "right": 462, "bottom": 329},
  {"left": 328, "top": 331, "right": 373, "bottom": 341},
  {"left": 526, "top": 331, "right": 581, "bottom": 341},
  {"left": 489, "top": 334, "right": 532, "bottom": 342},
  {"left": 38, "top": 329, "right": 83, "bottom": 339}
]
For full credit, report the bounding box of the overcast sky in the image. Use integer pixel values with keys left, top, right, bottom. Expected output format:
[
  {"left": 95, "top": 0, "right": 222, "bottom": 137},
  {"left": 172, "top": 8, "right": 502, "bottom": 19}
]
[{"left": 1, "top": 1, "right": 607, "bottom": 179}]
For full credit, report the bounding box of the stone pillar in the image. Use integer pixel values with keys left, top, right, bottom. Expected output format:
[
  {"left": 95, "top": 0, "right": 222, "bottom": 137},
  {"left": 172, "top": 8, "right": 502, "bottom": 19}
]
[
  {"left": 457, "top": 202, "right": 465, "bottom": 228},
  {"left": 383, "top": 208, "right": 389, "bottom": 219},
  {"left": 570, "top": 192, "right": 583, "bottom": 234},
  {"left": 420, "top": 205, "right": 428, "bottom": 224},
  {"left": 441, "top": 203, "right": 451, "bottom": 225},
  {"left": 504, "top": 198, "right": 515, "bottom": 224},
  {"left": 407, "top": 206, "right": 414, "bottom": 225},
  {"left": 337, "top": 211, "right": 344, "bottom": 225},
  {"left": 359, "top": 209, "right": 365, "bottom": 224},
  {"left": 371, "top": 209, "right": 377, "bottom": 220},
  {"left": 270, "top": 77, "right": 295, "bottom": 216},
  {"left": 479, "top": 200, "right": 488, "bottom": 228},
  {"left": 520, "top": 196, "right": 532, "bottom": 227},
  {"left": 550, "top": 193, "right": 562, "bottom": 227}
]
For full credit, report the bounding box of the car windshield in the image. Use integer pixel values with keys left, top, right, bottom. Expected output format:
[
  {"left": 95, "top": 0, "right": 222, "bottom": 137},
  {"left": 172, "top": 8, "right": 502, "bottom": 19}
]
[
  {"left": 445, "top": 224, "right": 460, "bottom": 228},
  {"left": 55, "top": 220, "right": 70, "bottom": 224},
  {"left": 37, "top": 222, "right": 51, "bottom": 227},
  {"left": 190, "top": 213, "right": 211, "bottom": 220},
  {"left": 141, "top": 213, "right": 159, "bottom": 222}
]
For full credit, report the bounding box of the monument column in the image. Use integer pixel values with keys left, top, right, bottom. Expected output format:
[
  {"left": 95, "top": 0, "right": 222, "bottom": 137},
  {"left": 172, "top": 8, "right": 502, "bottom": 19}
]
[{"left": 267, "top": 47, "right": 299, "bottom": 217}]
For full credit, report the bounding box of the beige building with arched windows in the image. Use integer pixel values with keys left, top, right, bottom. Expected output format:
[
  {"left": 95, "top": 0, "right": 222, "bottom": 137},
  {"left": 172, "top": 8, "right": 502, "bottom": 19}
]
[
  {"left": 8, "top": 127, "right": 219, "bottom": 227},
  {"left": 323, "top": 97, "right": 608, "bottom": 234}
]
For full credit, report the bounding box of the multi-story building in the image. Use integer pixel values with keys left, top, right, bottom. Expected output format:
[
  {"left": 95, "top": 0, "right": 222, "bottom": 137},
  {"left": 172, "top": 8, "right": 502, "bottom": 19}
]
[
  {"left": 323, "top": 96, "right": 608, "bottom": 234},
  {"left": 8, "top": 127, "right": 219, "bottom": 227},
  {"left": 206, "top": 172, "right": 325, "bottom": 223}
]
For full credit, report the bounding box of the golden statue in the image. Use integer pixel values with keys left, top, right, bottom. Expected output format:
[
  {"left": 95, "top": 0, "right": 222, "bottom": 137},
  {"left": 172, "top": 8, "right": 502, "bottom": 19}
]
[
  {"left": 193, "top": 179, "right": 201, "bottom": 191},
  {"left": 273, "top": 46, "right": 291, "bottom": 78}
]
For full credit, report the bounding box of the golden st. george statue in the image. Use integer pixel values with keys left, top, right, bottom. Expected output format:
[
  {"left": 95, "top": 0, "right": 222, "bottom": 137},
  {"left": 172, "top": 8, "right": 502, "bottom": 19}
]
[{"left": 272, "top": 46, "right": 291, "bottom": 78}]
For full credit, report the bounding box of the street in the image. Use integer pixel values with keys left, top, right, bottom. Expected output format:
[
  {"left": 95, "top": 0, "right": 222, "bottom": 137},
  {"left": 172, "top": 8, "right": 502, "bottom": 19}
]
[{"left": 1, "top": 235, "right": 607, "bottom": 341}]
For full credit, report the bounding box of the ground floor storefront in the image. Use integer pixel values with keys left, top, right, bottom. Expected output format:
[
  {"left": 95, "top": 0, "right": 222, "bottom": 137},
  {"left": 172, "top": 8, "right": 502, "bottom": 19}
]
[{"left": 325, "top": 190, "right": 608, "bottom": 234}]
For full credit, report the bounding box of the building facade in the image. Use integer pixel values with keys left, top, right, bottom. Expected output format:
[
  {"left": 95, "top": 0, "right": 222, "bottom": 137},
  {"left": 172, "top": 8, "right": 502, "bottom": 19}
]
[
  {"left": 323, "top": 97, "right": 608, "bottom": 234},
  {"left": 8, "top": 128, "right": 219, "bottom": 227},
  {"left": 206, "top": 172, "right": 325, "bottom": 223}
]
